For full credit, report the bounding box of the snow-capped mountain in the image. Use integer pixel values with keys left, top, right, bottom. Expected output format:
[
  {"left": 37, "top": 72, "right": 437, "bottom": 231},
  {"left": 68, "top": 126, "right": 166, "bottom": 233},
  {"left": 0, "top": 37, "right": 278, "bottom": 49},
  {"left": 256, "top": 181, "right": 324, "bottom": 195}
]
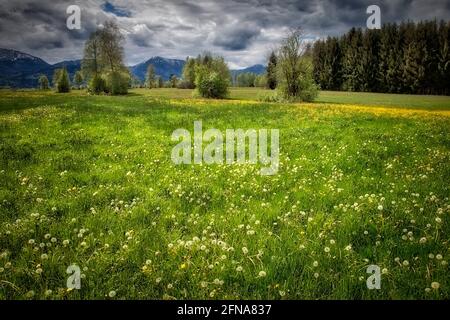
[{"left": 0, "top": 48, "right": 51, "bottom": 83}]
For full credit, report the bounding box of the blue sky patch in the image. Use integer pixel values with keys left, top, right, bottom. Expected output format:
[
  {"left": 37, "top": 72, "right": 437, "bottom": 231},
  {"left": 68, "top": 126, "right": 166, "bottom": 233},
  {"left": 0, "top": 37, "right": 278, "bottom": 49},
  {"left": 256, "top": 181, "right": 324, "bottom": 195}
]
[{"left": 101, "top": 1, "right": 132, "bottom": 17}]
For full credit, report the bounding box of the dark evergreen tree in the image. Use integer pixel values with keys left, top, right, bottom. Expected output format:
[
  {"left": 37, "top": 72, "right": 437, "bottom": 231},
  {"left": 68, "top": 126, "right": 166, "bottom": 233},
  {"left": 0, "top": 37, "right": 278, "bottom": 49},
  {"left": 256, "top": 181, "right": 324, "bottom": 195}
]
[
  {"left": 324, "top": 37, "right": 343, "bottom": 90},
  {"left": 402, "top": 22, "right": 426, "bottom": 94},
  {"left": 312, "top": 40, "right": 325, "bottom": 88},
  {"left": 437, "top": 21, "right": 450, "bottom": 95},
  {"left": 360, "top": 29, "right": 380, "bottom": 92},
  {"left": 266, "top": 51, "right": 278, "bottom": 89},
  {"left": 342, "top": 28, "right": 364, "bottom": 91},
  {"left": 311, "top": 20, "right": 449, "bottom": 95}
]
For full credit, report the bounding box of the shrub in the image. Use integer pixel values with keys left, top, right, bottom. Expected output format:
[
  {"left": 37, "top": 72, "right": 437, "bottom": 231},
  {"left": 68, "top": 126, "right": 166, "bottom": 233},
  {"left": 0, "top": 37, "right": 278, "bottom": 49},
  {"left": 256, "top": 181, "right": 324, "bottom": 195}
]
[
  {"left": 195, "top": 68, "right": 229, "bottom": 99},
  {"left": 186, "top": 54, "right": 230, "bottom": 99},
  {"left": 88, "top": 75, "right": 106, "bottom": 94},
  {"left": 297, "top": 73, "right": 319, "bottom": 102},
  {"left": 194, "top": 60, "right": 230, "bottom": 99},
  {"left": 104, "top": 71, "right": 130, "bottom": 95},
  {"left": 257, "top": 91, "right": 282, "bottom": 102},
  {"left": 177, "top": 80, "right": 194, "bottom": 89}
]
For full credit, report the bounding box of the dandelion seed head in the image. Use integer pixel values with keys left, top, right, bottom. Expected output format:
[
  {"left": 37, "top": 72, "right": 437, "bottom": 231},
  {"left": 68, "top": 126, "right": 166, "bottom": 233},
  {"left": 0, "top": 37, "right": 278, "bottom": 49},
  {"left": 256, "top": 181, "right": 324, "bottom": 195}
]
[{"left": 431, "top": 282, "right": 440, "bottom": 290}]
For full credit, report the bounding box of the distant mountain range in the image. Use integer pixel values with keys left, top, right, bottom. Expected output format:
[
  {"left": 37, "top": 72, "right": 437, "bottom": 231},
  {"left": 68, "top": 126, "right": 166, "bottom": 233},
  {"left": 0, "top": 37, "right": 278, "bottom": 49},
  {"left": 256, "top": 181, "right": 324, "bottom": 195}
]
[
  {"left": 0, "top": 48, "right": 266, "bottom": 88},
  {"left": 130, "top": 56, "right": 186, "bottom": 82},
  {"left": 0, "top": 49, "right": 83, "bottom": 88},
  {"left": 230, "top": 64, "right": 266, "bottom": 78}
]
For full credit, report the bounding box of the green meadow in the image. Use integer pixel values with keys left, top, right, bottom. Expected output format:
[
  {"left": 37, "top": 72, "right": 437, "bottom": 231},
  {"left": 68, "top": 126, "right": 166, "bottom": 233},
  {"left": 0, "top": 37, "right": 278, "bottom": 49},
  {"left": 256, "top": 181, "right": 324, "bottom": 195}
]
[{"left": 0, "top": 88, "right": 449, "bottom": 299}]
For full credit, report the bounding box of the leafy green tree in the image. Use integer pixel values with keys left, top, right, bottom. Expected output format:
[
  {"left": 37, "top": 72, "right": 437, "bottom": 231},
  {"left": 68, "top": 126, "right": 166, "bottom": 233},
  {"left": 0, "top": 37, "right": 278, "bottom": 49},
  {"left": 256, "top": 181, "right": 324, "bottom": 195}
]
[
  {"left": 254, "top": 74, "right": 267, "bottom": 87},
  {"left": 236, "top": 72, "right": 257, "bottom": 87},
  {"left": 82, "top": 30, "right": 102, "bottom": 79},
  {"left": 99, "top": 21, "right": 125, "bottom": 73},
  {"left": 52, "top": 69, "right": 62, "bottom": 88},
  {"left": 157, "top": 76, "right": 164, "bottom": 88},
  {"left": 82, "top": 21, "right": 128, "bottom": 95},
  {"left": 182, "top": 57, "right": 196, "bottom": 89},
  {"left": 129, "top": 75, "right": 142, "bottom": 88},
  {"left": 277, "top": 29, "right": 318, "bottom": 101},
  {"left": 38, "top": 75, "right": 49, "bottom": 90},
  {"left": 195, "top": 55, "right": 230, "bottom": 99},
  {"left": 170, "top": 75, "right": 178, "bottom": 88},
  {"left": 146, "top": 64, "right": 156, "bottom": 89}
]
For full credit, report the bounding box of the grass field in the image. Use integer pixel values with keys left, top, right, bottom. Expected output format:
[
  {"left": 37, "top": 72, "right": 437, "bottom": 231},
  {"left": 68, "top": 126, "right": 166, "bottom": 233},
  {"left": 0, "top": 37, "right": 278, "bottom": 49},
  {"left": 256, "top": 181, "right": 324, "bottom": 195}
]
[{"left": 0, "top": 88, "right": 449, "bottom": 300}]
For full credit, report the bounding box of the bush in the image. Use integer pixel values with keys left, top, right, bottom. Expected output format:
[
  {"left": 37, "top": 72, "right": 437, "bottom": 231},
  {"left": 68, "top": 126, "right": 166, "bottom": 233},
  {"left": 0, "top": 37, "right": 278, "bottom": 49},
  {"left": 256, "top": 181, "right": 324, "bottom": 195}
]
[
  {"left": 56, "top": 68, "right": 70, "bottom": 93},
  {"left": 177, "top": 80, "right": 193, "bottom": 89},
  {"left": 258, "top": 76, "right": 318, "bottom": 103},
  {"left": 257, "top": 91, "right": 282, "bottom": 102},
  {"left": 105, "top": 71, "right": 129, "bottom": 95},
  {"left": 195, "top": 70, "right": 229, "bottom": 99},
  {"left": 195, "top": 65, "right": 229, "bottom": 99},
  {"left": 277, "top": 59, "right": 319, "bottom": 102},
  {"left": 189, "top": 54, "right": 230, "bottom": 99},
  {"left": 88, "top": 75, "right": 106, "bottom": 95},
  {"left": 297, "top": 75, "right": 319, "bottom": 102}
]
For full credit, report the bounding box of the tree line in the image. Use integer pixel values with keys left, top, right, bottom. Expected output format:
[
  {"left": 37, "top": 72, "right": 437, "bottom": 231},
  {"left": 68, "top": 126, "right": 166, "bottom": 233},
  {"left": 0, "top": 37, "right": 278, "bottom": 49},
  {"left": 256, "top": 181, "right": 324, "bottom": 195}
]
[
  {"left": 312, "top": 20, "right": 450, "bottom": 95},
  {"left": 175, "top": 29, "right": 316, "bottom": 101},
  {"left": 39, "top": 21, "right": 130, "bottom": 94},
  {"left": 38, "top": 68, "right": 84, "bottom": 92},
  {"left": 40, "top": 22, "right": 317, "bottom": 101}
]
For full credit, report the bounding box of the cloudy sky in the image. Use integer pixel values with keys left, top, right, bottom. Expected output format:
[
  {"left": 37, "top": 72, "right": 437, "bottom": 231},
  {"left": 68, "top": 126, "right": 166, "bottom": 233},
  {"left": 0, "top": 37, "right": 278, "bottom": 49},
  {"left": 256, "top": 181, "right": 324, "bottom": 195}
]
[{"left": 0, "top": 0, "right": 449, "bottom": 68}]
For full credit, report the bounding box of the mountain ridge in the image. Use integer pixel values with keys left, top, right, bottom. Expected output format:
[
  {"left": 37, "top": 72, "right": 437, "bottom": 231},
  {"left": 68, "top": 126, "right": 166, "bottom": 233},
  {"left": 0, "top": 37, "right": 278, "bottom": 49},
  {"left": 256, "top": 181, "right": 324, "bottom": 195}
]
[{"left": 0, "top": 48, "right": 266, "bottom": 88}]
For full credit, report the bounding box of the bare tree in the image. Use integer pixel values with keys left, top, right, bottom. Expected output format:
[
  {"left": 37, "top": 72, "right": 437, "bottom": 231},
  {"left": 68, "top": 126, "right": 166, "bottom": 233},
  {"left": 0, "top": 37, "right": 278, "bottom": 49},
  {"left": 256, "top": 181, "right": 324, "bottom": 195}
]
[{"left": 98, "top": 21, "right": 125, "bottom": 73}]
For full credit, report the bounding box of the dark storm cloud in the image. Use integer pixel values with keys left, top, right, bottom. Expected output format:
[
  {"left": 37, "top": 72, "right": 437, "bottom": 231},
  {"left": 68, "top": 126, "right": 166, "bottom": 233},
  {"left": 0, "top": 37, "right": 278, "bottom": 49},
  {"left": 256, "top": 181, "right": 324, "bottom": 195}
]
[
  {"left": 213, "top": 26, "right": 261, "bottom": 51},
  {"left": 0, "top": 0, "right": 449, "bottom": 67}
]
